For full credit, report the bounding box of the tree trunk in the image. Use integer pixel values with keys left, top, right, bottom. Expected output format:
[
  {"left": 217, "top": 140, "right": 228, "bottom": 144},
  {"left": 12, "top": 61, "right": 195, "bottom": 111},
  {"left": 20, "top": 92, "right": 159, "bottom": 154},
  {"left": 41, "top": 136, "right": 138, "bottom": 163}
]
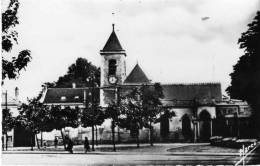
[
  {"left": 95, "top": 125, "right": 98, "bottom": 146},
  {"left": 41, "top": 132, "right": 43, "bottom": 147},
  {"left": 92, "top": 125, "right": 95, "bottom": 151},
  {"left": 35, "top": 134, "right": 40, "bottom": 149},
  {"left": 5, "top": 133, "right": 8, "bottom": 151},
  {"left": 136, "top": 134, "right": 140, "bottom": 148},
  {"left": 118, "top": 127, "right": 121, "bottom": 144},
  {"left": 31, "top": 133, "right": 34, "bottom": 151},
  {"left": 150, "top": 121, "right": 154, "bottom": 146},
  {"left": 2, "top": 136, "right": 4, "bottom": 151},
  {"left": 112, "top": 120, "right": 116, "bottom": 151},
  {"left": 60, "top": 129, "right": 66, "bottom": 150}
]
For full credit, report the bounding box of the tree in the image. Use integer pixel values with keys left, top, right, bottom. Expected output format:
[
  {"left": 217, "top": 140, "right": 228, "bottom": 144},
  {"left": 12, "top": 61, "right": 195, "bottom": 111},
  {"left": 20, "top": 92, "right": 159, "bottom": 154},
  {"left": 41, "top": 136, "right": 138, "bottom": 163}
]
[
  {"left": 16, "top": 98, "right": 51, "bottom": 150},
  {"left": 79, "top": 69, "right": 104, "bottom": 151},
  {"left": 119, "top": 88, "right": 145, "bottom": 148},
  {"left": 226, "top": 11, "right": 260, "bottom": 137},
  {"left": 120, "top": 83, "right": 170, "bottom": 146},
  {"left": 53, "top": 57, "right": 100, "bottom": 88},
  {"left": 81, "top": 92, "right": 105, "bottom": 151},
  {"left": 105, "top": 101, "right": 121, "bottom": 151},
  {"left": 2, "top": 0, "right": 31, "bottom": 82},
  {"left": 140, "top": 83, "right": 165, "bottom": 146},
  {"left": 40, "top": 57, "right": 100, "bottom": 150},
  {"left": 2, "top": 108, "right": 14, "bottom": 151},
  {"left": 48, "top": 105, "right": 81, "bottom": 150},
  {"left": 81, "top": 106, "right": 105, "bottom": 150}
]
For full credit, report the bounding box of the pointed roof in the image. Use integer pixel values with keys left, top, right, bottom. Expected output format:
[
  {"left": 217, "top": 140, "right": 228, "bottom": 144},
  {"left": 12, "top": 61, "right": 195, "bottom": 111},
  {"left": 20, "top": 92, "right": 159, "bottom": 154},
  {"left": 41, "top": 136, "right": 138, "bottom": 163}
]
[
  {"left": 124, "top": 64, "right": 150, "bottom": 84},
  {"left": 102, "top": 24, "right": 124, "bottom": 52}
]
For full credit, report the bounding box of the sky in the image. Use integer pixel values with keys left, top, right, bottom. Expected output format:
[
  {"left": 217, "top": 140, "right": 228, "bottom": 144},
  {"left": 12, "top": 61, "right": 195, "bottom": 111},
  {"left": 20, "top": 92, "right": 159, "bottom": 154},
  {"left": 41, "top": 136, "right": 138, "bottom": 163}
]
[{"left": 2, "top": 0, "right": 260, "bottom": 102}]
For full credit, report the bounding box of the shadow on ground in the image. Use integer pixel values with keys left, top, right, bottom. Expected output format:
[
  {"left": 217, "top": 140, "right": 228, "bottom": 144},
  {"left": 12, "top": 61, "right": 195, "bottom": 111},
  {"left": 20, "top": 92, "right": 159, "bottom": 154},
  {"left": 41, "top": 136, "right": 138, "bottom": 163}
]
[{"left": 168, "top": 145, "right": 239, "bottom": 153}]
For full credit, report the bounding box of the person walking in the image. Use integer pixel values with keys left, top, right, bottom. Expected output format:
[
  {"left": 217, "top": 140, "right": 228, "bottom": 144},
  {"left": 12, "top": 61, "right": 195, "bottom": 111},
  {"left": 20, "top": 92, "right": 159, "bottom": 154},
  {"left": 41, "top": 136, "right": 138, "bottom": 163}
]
[
  {"left": 84, "top": 137, "right": 90, "bottom": 153},
  {"left": 64, "top": 135, "right": 73, "bottom": 154},
  {"left": 54, "top": 137, "right": 58, "bottom": 148}
]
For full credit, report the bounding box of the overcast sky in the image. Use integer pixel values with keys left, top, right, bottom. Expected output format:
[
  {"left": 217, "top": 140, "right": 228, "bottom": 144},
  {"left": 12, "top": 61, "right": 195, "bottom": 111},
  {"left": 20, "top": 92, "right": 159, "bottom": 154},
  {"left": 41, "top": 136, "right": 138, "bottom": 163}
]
[{"left": 2, "top": 0, "right": 260, "bottom": 102}]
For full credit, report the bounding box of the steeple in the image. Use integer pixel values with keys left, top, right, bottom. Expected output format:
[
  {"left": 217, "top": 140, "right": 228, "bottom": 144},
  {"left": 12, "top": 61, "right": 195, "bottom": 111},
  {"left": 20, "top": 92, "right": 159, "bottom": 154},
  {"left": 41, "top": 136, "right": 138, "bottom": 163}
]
[{"left": 101, "top": 24, "right": 125, "bottom": 53}]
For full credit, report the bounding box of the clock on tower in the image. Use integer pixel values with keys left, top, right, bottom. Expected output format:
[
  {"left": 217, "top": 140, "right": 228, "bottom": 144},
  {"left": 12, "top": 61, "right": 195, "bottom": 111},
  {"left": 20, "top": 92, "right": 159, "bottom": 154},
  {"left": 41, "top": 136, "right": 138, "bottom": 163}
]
[{"left": 108, "top": 75, "right": 118, "bottom": 85}]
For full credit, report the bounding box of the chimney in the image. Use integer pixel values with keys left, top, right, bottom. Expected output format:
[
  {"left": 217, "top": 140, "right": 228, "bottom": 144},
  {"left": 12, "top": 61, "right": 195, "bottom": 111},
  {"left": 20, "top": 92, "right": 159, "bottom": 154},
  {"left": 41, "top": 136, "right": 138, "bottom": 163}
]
[
  {"left": 72, "top": 83, "right": 76, "bottom": 88},
  {"left": 15, "top": 87, "right": 19, "bottom": 100}
]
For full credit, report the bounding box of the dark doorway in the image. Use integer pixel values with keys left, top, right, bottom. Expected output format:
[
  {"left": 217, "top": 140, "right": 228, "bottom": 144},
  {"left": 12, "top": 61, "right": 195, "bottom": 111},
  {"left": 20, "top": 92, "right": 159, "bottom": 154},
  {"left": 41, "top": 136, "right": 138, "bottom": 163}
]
[
  {"left": 160, "top": 114, "right": 169, "bottom": 140},
  {"left": 199, "top": 110, "right": 211, "bottom": 141},
  {"left": 182, "top": 114, "right": 192, "bottom": 141},
  {"left": 214, "top": 114, "right": 228, "bottom": 137}
]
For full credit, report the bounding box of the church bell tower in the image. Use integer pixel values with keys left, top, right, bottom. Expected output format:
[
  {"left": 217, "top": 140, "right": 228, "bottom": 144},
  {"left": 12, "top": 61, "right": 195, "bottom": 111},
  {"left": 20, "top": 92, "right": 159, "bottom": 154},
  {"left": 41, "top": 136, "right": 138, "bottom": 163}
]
[{"left": 100, "top": 24, "right": 126, "bottom": 106}]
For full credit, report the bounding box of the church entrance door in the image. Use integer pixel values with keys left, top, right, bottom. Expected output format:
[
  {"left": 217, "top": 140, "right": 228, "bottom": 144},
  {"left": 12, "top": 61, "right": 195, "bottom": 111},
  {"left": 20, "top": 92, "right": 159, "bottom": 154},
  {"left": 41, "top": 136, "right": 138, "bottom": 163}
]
[{"left": 199, "top": 110, "right": 211, "bottom": 142}]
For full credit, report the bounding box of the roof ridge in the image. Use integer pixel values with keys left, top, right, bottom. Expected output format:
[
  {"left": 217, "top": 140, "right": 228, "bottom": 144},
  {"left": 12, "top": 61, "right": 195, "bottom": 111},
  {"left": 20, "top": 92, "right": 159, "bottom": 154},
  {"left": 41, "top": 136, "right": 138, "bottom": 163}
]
[
  {"left": 48, "top": 87, "right": 90, "bottom": 89},
  {"left": 162, "top": 82, "right": 221, "bottom": 86}
]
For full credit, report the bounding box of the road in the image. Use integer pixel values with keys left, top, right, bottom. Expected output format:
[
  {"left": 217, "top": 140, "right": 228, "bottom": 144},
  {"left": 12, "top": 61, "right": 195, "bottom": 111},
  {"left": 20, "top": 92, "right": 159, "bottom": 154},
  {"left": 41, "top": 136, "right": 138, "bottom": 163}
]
[
  {"left": 2, "top": 144, "right": 260, "bottom": 165},
  {"left": 2, "top": 152, "right": 259, "bottom": 165}
]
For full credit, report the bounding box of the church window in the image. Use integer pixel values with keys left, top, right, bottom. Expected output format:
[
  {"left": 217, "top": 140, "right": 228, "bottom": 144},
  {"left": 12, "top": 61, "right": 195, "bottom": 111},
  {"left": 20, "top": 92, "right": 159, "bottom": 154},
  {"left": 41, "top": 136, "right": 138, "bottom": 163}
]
[{"left": 109, "top": 59, "right": 117, "bottom": 75}]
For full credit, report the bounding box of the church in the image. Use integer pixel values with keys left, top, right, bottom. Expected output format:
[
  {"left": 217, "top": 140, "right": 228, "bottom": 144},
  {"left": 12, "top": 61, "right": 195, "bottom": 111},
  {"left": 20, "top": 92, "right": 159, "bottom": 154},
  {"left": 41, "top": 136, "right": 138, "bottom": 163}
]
[{"left": 43, "top": 24, "right": 252, "bottom": 143}]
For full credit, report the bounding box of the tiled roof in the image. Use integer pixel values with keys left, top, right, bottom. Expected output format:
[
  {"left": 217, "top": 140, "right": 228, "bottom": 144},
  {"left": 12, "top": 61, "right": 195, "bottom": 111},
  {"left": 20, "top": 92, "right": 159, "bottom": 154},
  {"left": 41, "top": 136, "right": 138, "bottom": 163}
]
[
  {"left": 101, "top": 25, "right": 124, "bottom": 52},
  {"left": 161, "top": 83, "right": 222, "bottom": 106},
  {"left": 124, "top": 64, "right": 150, "bottom": 84},
  {"left": 44, "top": 88, "right": 85, "bottom": 104},
  {"left": 43, "top": 88, "right": 100, "bottom": 104}
]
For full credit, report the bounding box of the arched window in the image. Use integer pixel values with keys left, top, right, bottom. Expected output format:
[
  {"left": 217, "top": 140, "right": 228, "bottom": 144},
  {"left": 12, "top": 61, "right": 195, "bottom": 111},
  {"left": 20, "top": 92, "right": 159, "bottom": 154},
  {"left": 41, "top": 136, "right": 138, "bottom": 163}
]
[{"left": 109, "top": 59, "right": 117, "bottom": 75}]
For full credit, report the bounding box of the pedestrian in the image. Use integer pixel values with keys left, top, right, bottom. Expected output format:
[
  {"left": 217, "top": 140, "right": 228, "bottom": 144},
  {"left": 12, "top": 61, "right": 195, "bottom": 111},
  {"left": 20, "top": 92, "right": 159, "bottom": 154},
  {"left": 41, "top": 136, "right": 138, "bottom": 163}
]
[
  {"left": 54, "top": 137, "right": 58, "bottom": 148},
  {"left": 84, "top": 137, "right": 90, "bottom": 153},
  {"left": 43, "top": 141, "right": 47, "bottom": 150},
  {"left": 64, "top": 135, "right": 73, "bottom": 154},
  {"left": 67, "top": 138, "right": 74, "bottom": 154}
]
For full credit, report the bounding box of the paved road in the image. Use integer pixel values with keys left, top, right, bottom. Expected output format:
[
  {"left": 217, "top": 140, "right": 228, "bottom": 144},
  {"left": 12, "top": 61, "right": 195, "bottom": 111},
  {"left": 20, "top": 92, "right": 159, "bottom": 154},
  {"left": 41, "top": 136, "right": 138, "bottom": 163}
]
[
  {"left": 2, "top": 144, "right": 260, "bottom": 165},
  {"left": 2, "top": 152, "right": 259, "bottom": 165}
]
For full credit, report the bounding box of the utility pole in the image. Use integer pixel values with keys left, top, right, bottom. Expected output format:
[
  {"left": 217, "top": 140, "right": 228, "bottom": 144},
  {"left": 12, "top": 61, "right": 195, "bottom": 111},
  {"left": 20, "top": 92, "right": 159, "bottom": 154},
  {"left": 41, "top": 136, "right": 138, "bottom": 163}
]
[
  {"left": 116, "top": 87, "right": 121, "bottom": 143},
  {"left": 90, "top": 74, "right": 95, "bottom": 151},
  {"left": 91, "top": 85, "right": 95, "bottom": 151},
  {"left": 5, "top": 90, "right": 8, "bottom": 151},
  {"left": 112, "top": 86, "right": 120, "bottom": 152}
]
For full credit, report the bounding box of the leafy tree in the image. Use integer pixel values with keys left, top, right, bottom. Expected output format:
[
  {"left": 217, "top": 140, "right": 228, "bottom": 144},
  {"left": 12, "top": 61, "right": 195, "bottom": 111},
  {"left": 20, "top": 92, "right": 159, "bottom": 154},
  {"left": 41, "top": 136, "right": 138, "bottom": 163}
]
[
  {"left": 140, "top": 83, "right": 165, "bottom": 146},
  {"left": 79, "top": 70, "right": 104, "bottom": 151},
  {"left": 120, "top": 83, "right": 170, "bottom": 146},
  {"left": 53, "top": 57, "right": 100, "bottom": 88},
  {"left": 2, "top": 0, "right": 31, "bottom": 82},
  {"left": 2, "top": 108, "right": 14, "bottom": 151},
  {"left": 119, "top": 88, "right": 145, "bottom": 148},
  {"left": 39, "top": 58, "right": 100, "bottom": 150},
  {"left": 105, "top": 101, "right": 121, "bottom": 151},
  {"left": 16, "top": 98, "right": 50, "bottom": 150},
  {"left": 48, "top": 105, "right": 81, "bottom": 150},
  {"left": 226, "top": 11, "right": 260, "bottom": 137},
  {"left": 81, "top": 93, "right": 105, "bottom": 151}
]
